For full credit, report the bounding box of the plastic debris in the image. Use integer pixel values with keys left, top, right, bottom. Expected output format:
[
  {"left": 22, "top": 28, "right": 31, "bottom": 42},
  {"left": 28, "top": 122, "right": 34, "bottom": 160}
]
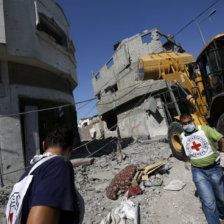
[
  {"left": 121, "top": 198, "right": 139, "bottom": 224},
  {"left": 100, "top": 198, "right": 139, "bottom": 224}
]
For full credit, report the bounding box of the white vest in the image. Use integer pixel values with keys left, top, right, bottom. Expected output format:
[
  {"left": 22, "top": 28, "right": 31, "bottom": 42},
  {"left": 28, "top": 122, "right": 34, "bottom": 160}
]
[
  {"left": 6, "top": 155, "right": 85, "bottom": 224},
  {"left": 181, "top": 126, "right": 214, "bottom": 160},
  {"left": 6, "top": 155, "right": 56, "bottom": 224}
]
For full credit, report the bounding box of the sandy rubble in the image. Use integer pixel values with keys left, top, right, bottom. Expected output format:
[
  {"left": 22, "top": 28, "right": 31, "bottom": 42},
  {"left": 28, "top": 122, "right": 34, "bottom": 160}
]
[
  {"left": 75, "top": 139, "right": 206, "bottom": 224},
  {"left": 0, "top": 138, "right": 206, "bottom": 224}
]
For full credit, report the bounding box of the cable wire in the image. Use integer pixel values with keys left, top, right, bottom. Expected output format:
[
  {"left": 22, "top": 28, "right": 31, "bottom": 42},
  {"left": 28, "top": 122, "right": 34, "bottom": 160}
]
[
  {"left": 0, "top": 97, "right": 97, "bottom": 118},
  {"left": 174, "top": 0, "right": 220, "bottom": 37}
]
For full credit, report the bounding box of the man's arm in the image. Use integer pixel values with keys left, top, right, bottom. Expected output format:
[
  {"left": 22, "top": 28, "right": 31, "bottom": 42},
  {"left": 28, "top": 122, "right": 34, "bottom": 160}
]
[
  {"left": 181, "top": 146, "right": 187, "bottom": 162},
  {"left": 219, "top": 137, "right": 224, "bottom": 152},
  {"left": 27, "top": 206, "right": 60, "bottom": 224}
]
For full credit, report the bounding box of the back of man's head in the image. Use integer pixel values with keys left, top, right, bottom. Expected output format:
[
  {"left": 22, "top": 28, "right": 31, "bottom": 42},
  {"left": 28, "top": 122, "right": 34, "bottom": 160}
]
[{"left": 45, "top": 127, "right": 74, "bottom": 151}]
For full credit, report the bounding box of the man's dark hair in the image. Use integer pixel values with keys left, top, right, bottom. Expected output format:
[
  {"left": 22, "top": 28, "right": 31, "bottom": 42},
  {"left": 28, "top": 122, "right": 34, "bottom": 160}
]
[
  {"left": 180, "top": 113, "right": 192, "bottom": 120},
  {"left": 45, "top": 127, "right": 74, "bottom": 151}
]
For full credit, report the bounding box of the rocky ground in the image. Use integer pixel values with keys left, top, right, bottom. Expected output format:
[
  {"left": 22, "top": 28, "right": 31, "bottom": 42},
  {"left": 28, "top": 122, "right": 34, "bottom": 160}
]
[
  {"left": 74, "top": 138, "right": 206, "bottom": 224},
  {"left": 0, "top": 138, "right": 207, "bottom": 224}
]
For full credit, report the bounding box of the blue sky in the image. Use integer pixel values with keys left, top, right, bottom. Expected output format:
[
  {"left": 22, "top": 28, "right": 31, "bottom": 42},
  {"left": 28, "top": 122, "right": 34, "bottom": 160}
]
[{"left": 55, "top": 0, "right": 224, "bottom": 121}]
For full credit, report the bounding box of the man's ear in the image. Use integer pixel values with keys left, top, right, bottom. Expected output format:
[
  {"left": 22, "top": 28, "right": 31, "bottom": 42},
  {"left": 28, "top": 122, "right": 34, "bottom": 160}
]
[{"left": 42, "top": 141, "right": 46, "bottom": 152}]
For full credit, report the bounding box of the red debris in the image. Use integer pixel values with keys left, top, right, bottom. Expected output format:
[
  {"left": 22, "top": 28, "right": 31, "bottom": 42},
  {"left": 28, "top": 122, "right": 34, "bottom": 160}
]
[
  {"left": 128, "top": 186, "right": 142, "bottom": 197},
  {"left": 106, "top": 164, "right": 137, "bottom": 200}
]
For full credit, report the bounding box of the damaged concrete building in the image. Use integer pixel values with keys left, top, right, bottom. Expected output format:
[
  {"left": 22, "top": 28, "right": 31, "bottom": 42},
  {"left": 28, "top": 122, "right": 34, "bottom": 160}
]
[
  {"left": 92, "top": 28, "right": 187, "bottom": 139},
  {"left": 78, "top": 115, "right": 117, "bottom": 141},
  {"left": 0, "top": 0, "right": 79, "bottom": 185}
]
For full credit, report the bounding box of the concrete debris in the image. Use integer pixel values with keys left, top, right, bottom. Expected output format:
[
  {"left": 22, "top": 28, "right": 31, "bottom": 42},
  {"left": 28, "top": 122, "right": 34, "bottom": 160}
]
[
  {"left": 70, "top": 158, "right": 94, "bottom": 167},
  {"left": 89, "top": 171, "right": 114, "bottom": 181},
  {"left": 144, "top": 177, "right": 163, "bottom": 187},
  {"left": 0, "top": 184, "right": 13, "bottom": 224},
  {"left": 163, "top": 179, "right": 186, "bottom": 191}
]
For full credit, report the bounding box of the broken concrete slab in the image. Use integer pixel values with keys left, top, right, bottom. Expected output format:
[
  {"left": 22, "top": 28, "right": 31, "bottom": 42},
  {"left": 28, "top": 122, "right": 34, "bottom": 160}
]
[
  {"left": 163, "top": 179, "right": 186, "bottom": 191},
  {"left": 144, "top": 177, "right": 163, "bottom": 187},
  {"left": 70, "top": 158, "right": 94, "bottom": 167}
]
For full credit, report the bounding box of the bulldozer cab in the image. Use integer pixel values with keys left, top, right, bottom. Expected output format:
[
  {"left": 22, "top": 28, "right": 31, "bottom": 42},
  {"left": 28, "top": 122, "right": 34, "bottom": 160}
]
[{"left": 196, "top": 34, "right": 224, "bottom": 108}]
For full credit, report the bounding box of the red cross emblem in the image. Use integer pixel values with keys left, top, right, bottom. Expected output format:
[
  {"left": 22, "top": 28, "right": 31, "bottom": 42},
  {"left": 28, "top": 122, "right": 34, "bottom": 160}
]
[
  {"left": 10, "top": 213, "right": 13, "bottom": 224},
  {"left": 191, "top": 141, "right": 201, "bottom": 151}
]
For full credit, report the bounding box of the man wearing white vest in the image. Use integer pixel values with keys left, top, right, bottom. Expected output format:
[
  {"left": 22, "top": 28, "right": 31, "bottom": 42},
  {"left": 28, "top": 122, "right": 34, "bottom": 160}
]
[
  {"left": 179, "top": 113, "right": 224, "bottom": 224},
  {"left": 6, "top": 128, "right": 84, "bottom": 224}
]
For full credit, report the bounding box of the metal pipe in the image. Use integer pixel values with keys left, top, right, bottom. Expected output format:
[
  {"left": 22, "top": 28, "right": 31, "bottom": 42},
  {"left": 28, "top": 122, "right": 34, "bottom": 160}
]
[{"left": 166, "top": 81, "right": 181, "bottom": 116}]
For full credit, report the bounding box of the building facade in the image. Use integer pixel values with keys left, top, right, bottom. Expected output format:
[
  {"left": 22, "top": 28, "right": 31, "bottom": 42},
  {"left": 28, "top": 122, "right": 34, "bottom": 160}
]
[
  {"left": 0, "top": 0, "right": 79, "bottom": 185},
  {"left": 92, "top": 28, "right": 186, "bottom": 139}
]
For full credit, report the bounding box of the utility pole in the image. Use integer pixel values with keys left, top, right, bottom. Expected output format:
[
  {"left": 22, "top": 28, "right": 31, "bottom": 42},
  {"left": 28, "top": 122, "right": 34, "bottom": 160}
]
[{"left": 197, "top": 9, "right": 216, "bottom": 45}]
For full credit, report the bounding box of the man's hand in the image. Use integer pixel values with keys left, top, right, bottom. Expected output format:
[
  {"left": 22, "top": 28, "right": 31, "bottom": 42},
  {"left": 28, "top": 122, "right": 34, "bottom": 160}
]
[
  {"left": 216, "top": 152, "right": 224, "bottom": 167},
  {"left": 184, "top": 161, "right": 191, "bottom": 170}
]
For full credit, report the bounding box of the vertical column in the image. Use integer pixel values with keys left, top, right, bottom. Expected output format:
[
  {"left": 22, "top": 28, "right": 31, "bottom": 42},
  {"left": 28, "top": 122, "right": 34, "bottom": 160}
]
[
  {"left": 24, "top": 106, "right": 40, "bottom": 166},
  {"left": 0, "top": 61, "right": 25, "bottom": 185},
  {"left": 0, "top": 0, "right": 6, "bottom": 44}
]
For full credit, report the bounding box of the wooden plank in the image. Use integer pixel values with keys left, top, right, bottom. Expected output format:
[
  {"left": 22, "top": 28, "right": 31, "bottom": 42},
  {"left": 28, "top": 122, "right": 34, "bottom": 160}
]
[{"left": 142, "top": 161, "right": 165, "bottom": 174}]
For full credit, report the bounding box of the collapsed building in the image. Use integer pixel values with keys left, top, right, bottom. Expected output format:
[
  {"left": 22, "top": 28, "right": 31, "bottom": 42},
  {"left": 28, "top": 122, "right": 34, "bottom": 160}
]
[
  {"left": 92, "top": 28, "right": 188, "bottom": 139},
  {"left": 78, "top": 115, "right": 117, "bottom": 141},
  {"left": 0, "top": 0, "right": 79, "bottom": 185}
]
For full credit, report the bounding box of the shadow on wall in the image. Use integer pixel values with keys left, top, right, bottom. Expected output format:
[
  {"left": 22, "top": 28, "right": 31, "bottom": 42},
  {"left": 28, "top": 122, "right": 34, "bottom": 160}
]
[{"left": 149, "top": 110, "right": 164, "bottom": 124}]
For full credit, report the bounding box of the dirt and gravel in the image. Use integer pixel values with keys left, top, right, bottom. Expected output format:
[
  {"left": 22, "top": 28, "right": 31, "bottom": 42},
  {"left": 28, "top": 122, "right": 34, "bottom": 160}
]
[{"left": 0, "top": 138, "right": 207, "bottom": 224}]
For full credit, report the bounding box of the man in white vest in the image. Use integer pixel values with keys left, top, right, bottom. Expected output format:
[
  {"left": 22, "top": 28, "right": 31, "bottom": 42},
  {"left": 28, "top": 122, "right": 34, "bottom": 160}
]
[
  {"left": 6, "top": 128, "right": 84, "bottom": 224},
  {"left": 179, "top": 113, "right": 224, "bottom": 224}
]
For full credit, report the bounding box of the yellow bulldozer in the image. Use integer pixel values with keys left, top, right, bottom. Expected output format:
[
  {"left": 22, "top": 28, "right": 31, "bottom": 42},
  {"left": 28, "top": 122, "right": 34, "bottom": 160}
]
[{"left": 138, "top": 34, "right": 224, "bottom": 160}]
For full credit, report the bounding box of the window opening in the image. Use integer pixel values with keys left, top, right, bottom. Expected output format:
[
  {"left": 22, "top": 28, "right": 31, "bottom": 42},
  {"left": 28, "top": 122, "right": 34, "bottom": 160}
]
[
  {"left": 141, "top": 33, "right": 151, "bottom": 44},
  {"left": 106, "top": 58, "right": 114, "bottom": 68},
  {"left": 37, "top": 13, "right": 68, "bottom": 48},
  {"left": 95, "top": 72, "right": 100, "bottom": 80},
  {"left": 104, "top": 84, "right": 118, "bottom": 93}
]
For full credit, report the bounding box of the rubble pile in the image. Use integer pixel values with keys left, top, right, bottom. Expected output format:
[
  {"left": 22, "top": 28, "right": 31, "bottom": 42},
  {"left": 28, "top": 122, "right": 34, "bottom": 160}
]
[
  {"left": 0, "top": 138, "right": 206, "bottom": 224},
  {"left": 75, "top": 139, "right": 173, "bottom": 224},
  {"left": 0, "top": 185, "right": 13, "bottom": 224}
]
